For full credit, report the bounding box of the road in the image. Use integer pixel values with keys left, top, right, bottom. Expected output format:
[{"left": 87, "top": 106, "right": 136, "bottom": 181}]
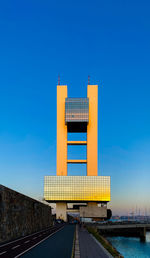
[
  {"left": 22, "top": 225, "right": 75, "bottom": 258},
  {"left": 0, "top": 225, "right": 75, "bottom": 258}
]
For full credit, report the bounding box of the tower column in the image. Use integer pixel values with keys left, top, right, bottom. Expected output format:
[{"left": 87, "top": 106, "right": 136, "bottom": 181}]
[
  {"left": 87, "top": 85, "right": 98, "bottom": 176},
  {"left": 57, "top": 85, "right": 68, "bottom": 176}
]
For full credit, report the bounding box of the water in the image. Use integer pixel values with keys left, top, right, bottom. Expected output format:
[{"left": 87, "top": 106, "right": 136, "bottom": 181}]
[{"left": 107, "top": 232, "right": 150, "bottom": 258}]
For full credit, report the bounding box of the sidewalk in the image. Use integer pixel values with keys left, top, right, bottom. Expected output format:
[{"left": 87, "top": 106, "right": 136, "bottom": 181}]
[{"left": 78, "top": 226, "right": 112, "bottom": 258}]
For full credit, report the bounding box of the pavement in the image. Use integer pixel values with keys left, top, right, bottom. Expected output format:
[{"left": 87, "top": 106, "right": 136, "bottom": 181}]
[{"left": 78, "top": 226, "right": 112, "bottom": 258}]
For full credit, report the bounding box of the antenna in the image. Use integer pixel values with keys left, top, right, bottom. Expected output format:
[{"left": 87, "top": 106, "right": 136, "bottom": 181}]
[
  {"left": 88, "top": 75, "right": 90, "bottom": 85},
  {"left": 58, "top": 75, "right": 60, "bottom": 85},
  {"left": 100, "top": 80, "right": 104, "bottom": 88}
]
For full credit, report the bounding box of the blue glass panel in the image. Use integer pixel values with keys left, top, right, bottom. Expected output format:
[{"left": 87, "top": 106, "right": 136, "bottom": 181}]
[{"left": 65, "top": 98, "right": 89, "bottom": 123}]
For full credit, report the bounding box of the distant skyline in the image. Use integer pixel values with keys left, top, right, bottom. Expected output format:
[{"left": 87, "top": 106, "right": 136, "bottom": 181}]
[{"left": 0, "top": 0, "right": 150, "bottom": 215}]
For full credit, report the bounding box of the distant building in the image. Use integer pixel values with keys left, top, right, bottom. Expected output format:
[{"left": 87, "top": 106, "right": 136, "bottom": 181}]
[{"left": 44, "top": 83, "right": 111, "bottom": 221}]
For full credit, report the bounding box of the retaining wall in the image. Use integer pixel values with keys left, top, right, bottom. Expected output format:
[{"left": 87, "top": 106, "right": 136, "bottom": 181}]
[{"left": 0, "top": 185, "right": 52, "bottom": 243}]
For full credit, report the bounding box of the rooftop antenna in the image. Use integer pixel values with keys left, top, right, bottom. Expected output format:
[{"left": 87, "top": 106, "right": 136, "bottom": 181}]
[
  {"left": 88, "top": 75, "right": 90, "bottom": 85},
  {"left": 100, "top": 80, "right": 104, "bottom": 88},
  {"left": 58, "top": 75, "right": 60, "bottom": 85}
]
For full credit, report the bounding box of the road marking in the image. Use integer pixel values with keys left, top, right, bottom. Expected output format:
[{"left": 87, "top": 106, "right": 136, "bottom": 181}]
[
  {"left": 0, "top": 227, "right": 53, "bottom": 248},
  {"left": 14, "top": 226, "right": 64, "bottom": 258},
  {"left": 0, "top": 251, "right": 7, "bottom": 256},
  {"left": 12, "top": 245, "right": 20, "bottom": 250},
  {"left": 24, "top": 240, "right": 30, "bottom": 244},
  {"left": 33, "top": 237, "right": 37, "bottom": 240}
]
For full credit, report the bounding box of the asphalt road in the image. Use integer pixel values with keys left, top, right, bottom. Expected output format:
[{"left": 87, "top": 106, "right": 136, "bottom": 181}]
[
  {"left": 0, "top": 225, "right": 64, "bottom": 258},
  {"left": 22, "top": 225, "right": 75, "bottom": 258}
]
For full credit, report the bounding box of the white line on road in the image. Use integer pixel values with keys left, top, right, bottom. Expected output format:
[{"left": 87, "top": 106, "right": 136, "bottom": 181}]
[
  {"left": 0, "top": 227, "right": 52, "bottom": 248},
  {"left": 12, "top": 245, "right": 20, "bottom": 250},
  {"left": 33, "top": 237, "right": 37, "bottom": 240},
  {"left": 0, "top": 251, "right": 7, "bottom": 256},
  {"left": 14, "top": 226, "right": 64, "bottom": 258},
  {"left": 24, "top": 240, "right": 30, "bottom": 244}
]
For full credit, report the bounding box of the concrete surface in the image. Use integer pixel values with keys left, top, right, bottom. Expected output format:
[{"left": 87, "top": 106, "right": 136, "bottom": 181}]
[
  {"left": 78, "top": 226, "right": 111, "bottom": 258},
  {"left": 0, "top": 185, "right": 52, "bottom": 243}
]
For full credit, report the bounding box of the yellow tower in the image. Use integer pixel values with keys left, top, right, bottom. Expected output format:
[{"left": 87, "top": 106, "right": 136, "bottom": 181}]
[
  {"left": 44, "top": 82, "right": 110, "bottom": 222},
  {"left": 56, "top": 84, "right": 98, "bottom": 176}
]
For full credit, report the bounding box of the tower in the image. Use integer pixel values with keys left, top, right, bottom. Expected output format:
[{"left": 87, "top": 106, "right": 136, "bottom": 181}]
[
  {"left": 56, "top": 84, "right": 98, "bottom": 176},
  {"left": 44, "top": 82, "right": 110, "bottom": 221}
]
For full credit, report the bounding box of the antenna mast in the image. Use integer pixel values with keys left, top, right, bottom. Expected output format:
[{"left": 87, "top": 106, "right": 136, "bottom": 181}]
[
  {"left": 88, "top": 75, "right": 90, "bottom": 85},
  {"left": 58, "top": 75, "right": 60, "bottom": 85}
]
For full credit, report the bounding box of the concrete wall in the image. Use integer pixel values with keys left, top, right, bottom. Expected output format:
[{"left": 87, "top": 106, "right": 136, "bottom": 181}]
[
  {"left": 0, "top": 185, "right": 52, "bottom": 243},
  {"left": 80, "top": 206, "right": 107, "bottom": 218}
]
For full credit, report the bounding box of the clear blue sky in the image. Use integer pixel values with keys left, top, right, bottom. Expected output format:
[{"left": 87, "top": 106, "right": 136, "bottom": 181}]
[{"left": 0, "top": 0, "right": 150, "bottom": 215}]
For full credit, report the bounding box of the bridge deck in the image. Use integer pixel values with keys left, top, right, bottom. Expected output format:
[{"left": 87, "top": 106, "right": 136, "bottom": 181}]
[{"left": 97, "top": 223, "right": 150, "bottom": 230}]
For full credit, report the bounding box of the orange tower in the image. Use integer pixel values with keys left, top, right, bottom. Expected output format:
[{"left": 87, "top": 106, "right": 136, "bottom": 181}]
[{"left": 44, "top": 82, "right": 110, "bottom": 221}]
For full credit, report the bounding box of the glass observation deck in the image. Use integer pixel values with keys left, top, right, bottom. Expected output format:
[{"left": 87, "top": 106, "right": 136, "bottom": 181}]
[
  {"left": 65, "top": 98, "right": 89, "bottom": 132},
  {"left": 44, "top": 176, "right": 110, "bottom": 202}
]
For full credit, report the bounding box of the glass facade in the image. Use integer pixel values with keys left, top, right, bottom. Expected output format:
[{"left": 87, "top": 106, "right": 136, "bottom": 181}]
[
  {"left": 65, "top": 98, "right": 89, "bottom": 123},
  {"left": 44, "top": 176, "right": 110, "bottom": 202}
]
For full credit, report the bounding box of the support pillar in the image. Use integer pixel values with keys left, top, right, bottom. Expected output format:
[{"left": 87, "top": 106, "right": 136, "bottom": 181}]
[
  {"left": 140, "top": 227, "right": 146, "bottom": 242},
  {"left": 56, "top": 202, "right": 67, "bottom": 222}
]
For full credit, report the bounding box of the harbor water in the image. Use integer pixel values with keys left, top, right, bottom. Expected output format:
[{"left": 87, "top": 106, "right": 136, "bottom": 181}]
[{"left": 107, "top": 232, "right": 150, "bottom": 258}]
